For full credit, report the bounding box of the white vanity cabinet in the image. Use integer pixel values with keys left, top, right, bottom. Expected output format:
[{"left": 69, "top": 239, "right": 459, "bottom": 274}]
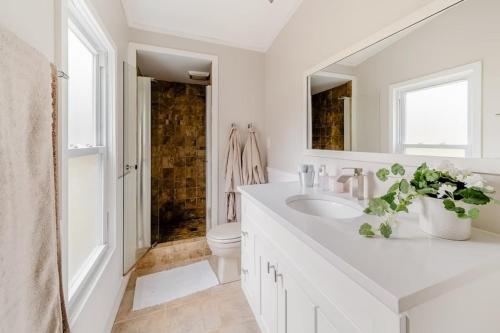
[
  {"left": 240, "top": 188, "right": 500, "bottom": 333},
  {"left": 243, "top": 217, "right": 318, "bottom": 333},
  {"left": 241, "top": 198, "right": 384, "bottom": 333}
]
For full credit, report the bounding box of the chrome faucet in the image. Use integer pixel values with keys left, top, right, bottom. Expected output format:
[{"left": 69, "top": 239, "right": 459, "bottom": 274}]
[{"left": 337, "top": 168, "right": 365, "bottom": 200}]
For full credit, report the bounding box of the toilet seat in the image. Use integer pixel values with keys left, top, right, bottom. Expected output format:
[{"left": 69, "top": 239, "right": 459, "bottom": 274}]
[{"left": 207, "top": 222, "right": 241, "bottom": 244}]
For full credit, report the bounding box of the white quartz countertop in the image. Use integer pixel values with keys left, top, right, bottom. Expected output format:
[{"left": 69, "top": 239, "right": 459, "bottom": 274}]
[{"left": 239, "top": 181, "right": 500, "bottom": 314}]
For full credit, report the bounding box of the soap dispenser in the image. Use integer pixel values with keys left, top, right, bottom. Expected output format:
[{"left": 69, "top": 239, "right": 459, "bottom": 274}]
[{"left": 318, "top": 165, "right": 329, "bottom": 191}]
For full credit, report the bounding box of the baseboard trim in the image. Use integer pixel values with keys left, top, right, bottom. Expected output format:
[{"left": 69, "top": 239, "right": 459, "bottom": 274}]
[{"left": 103, "top": 272, "right": 131, "bottom": 333}]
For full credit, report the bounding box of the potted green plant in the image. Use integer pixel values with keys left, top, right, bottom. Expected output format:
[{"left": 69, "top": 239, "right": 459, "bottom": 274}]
[{"left": 359, "top": 161, "right": 497, "bottom": 240}]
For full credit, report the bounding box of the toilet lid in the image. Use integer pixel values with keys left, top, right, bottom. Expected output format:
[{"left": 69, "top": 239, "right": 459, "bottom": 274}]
[{"left": 207, "top": 222, "right": 241, "bottom": 242}]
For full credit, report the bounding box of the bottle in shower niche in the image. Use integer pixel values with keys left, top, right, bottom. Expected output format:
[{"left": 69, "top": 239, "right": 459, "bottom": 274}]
[{"left": 318, "top": 165, "right": 329, "bottom": 191}]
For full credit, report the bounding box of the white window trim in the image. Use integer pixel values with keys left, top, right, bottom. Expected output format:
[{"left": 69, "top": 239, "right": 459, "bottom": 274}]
[
  {"left": 66, "top": 15, "right": 108, "bottom": 301},
  {"left": 60, "top": 0, "right": 118, "bottom": 322},
  {"left": 389, "top": 61, "right": 482, "bottom": 157}
]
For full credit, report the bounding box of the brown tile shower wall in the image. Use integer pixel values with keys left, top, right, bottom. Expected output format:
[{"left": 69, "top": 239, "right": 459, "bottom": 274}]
[
  {"left": 311, "top": 81, "right": 352, "bottom": 150},
  {"left": 151, "top": 80, "right": 206, "bottom": 243}
]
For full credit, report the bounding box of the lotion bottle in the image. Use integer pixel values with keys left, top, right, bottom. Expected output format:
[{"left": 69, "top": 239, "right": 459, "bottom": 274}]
[{"left": 318, "top": 165, "right": 329, "bottom": 191}]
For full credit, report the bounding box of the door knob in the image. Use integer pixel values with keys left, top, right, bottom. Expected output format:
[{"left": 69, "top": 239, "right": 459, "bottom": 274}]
[{"left": 125, "top": 164, "right": 137, "bottom": 171}]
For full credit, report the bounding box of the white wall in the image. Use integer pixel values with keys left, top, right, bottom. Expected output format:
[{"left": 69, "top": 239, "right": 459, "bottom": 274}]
[
  {"left": 129, "top": 28, "right": 266, "bottom": 225},
  {"left": 265, "top": 0, "right": 500, "bottom": 234},
  {"left": 0, "top": 0, "right": 55, "bottom": 60}
]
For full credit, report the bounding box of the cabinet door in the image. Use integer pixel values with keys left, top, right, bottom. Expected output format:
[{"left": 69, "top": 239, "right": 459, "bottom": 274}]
[
  {"left": 241, "top": 222, "right": 259, "bottom": 311},
  {"left": 278, "top": 271, "right": 316, "bottom": 333},
  {"left": 259, "top": 244, "right": 279, "bottom": 333},
  {"left": 241, "top": 222, "right": 251, "bottom": 289}
]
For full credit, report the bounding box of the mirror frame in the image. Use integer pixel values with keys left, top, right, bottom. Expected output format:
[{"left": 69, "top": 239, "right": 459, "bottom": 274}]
[{"left": 302, "top": 0, "right": 500, "bottom": 176}]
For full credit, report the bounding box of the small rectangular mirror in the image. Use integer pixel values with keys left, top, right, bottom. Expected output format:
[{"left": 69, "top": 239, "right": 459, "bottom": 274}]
[{"left": 307, "top": 0, "right": 500, "bottom": 159}]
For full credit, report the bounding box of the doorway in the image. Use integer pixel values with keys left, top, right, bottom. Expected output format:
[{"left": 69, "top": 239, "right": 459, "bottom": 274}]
[{"left": 123, "top": 43, "right": 219, "bottom": 273}]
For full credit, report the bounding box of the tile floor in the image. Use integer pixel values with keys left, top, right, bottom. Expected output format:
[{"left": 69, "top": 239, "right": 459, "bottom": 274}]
[
  {"left": 159, "top": 218, "right": 207, "bottom": 243},
  {"left": 112, "top": 240, "right": 260, "bottom": 333}
]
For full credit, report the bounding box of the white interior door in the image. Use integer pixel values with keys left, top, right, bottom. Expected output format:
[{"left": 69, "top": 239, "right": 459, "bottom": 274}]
[{"left": 123, "top": 61, "right": 138, "bottom": 273}]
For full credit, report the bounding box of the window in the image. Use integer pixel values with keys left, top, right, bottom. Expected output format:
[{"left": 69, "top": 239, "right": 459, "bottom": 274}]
[
  {"left": 392, "top": 63, "right": 481, "bottom": 158},
  {"left": 66, "top": 11, "right": 109, "bottom": 300}
]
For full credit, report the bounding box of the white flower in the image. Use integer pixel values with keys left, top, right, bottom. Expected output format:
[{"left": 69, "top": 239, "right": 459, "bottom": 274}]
[
  {"left": 437, "top": 160, "right": 457, "bottom": 175},
  {"left": 464, "top": 174, "right": 485, "bottom": 189},
  {"left": 437, "top": 184, "right": 457, "bottom": 198},
  {"left": 437, "top": 160, "right": 471, "bottom": 180}
]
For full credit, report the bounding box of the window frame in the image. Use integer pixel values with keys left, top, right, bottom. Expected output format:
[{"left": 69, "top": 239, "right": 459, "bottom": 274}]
[
  {"left": 389, "top": 62, "right": 482, "bottom": 158},
  {"left": 64, "top": 0, "right": 111, "bottom": 306}
]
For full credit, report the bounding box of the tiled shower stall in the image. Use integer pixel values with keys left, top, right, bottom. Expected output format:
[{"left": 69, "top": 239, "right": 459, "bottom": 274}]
[{"left": 151, "top": 80, "right": 207, "bottom": 243}]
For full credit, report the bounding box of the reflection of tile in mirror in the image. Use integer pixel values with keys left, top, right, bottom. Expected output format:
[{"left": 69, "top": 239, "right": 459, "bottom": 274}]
[{"left": 311, "top": 81, "right": 352, "bottom": 151}]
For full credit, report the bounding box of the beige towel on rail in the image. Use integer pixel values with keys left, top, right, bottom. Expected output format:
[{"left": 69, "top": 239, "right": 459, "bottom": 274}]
[
  {"left": 0, "top": 27, "right": 69, "bottom": 333},
  {"left": 224, "top": 126, "right": 243, "bottom": 222},
  {"left": 242, "top": 126, "right": 266, "bottom": 185}
]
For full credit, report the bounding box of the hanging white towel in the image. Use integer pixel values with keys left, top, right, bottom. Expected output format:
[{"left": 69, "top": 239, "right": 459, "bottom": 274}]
[
  {"left": 242, "top": 126, "right": 266, "bottom": 185},
  {"left": 224, "top": 126, "right": 243, "bottom": 222}
]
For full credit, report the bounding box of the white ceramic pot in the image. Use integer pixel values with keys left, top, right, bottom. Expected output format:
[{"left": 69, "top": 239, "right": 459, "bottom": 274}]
[{"left": 418, "top": 197, "right": 472, "bottom": 241}]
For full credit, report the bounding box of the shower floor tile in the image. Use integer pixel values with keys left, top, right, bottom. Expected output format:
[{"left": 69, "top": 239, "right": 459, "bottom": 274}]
[{"left": 159, "top": 218, "right": 206, "bottom": 243}]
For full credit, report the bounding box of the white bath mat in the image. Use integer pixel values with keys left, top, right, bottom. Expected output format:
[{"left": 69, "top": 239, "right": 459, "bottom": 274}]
[{"left": 133, "top": 260, "right": 219, "bottom": 311}]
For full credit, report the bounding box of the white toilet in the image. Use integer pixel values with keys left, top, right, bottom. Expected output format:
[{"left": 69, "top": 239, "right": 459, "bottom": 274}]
[{"left": 207, "top": 222, "right": 241, "bottom": 284}]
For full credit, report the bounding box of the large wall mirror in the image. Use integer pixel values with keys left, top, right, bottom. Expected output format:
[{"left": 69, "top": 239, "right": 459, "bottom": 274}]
[{"left": 307, "top": 0, "right": 500, "bottom": 159}]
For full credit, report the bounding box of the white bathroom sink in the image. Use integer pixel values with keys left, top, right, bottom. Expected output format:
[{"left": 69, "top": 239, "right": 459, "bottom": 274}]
[{"left": 286, "top": 194, "right": 363, "bottom": 220}]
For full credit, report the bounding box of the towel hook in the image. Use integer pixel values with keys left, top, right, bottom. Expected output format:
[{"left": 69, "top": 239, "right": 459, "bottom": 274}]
[
  {"left": 57, "top": 70, "right": 69, "bottom": 80},
  {"left": 248, "top": 123, "right": 253, "bottom": 129}
]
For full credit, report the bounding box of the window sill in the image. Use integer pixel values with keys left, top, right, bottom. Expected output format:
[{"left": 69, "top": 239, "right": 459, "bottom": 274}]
[
  {"left": 67, "top": 146, "right": 105, "bottom": 158},
  {"left": 68, "top": 243, "right": 107, "bottom": 307}
]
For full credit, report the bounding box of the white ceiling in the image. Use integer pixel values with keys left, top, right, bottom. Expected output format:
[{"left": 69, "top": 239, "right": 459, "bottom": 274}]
[
  {"left": 310, "top": 74, "right": 351, "bottom": 95},
  {"left": 137, "top": 50, "right": 212, "bottom": 84},
  {"left": 121, "top": 0, "right": 303, "bottom": 52}
]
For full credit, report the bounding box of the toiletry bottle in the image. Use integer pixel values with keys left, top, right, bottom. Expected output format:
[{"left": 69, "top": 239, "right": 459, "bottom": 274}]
[
  {"left": 298, "top": 164, "right": 315, "bottom": 187},
  {"left": 318, "top": 165, "right": 329, "bottom": 191}
]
